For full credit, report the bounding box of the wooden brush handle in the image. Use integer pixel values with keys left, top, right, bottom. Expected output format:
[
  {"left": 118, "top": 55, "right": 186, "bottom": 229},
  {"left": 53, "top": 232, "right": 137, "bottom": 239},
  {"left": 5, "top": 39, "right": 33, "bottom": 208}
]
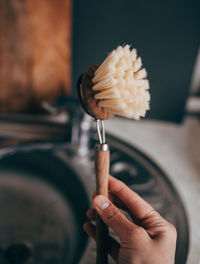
[{"left": 95, "top": 144, "right": 110, "bottom": 264}]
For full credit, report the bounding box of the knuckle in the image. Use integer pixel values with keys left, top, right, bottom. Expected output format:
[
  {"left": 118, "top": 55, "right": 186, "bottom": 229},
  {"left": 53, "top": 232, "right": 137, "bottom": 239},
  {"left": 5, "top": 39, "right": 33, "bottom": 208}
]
[
  {"left": 112, "top": 182, "right": 126, "bottom": 194},
  {"left": 104, "top": 205, "right": 121, "bottom": 220},
  {"left": 169, "top": 223, "right": 177, "bottom": 236},
  {"left": 163, "top": 222, "right": 177, "bottom": 237}
]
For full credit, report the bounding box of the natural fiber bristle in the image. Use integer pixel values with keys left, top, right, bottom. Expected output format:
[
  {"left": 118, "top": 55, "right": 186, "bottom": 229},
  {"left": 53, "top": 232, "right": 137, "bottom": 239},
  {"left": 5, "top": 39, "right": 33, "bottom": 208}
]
[{"left": 92, "top": 45, "right": 150, "bottom": 119}]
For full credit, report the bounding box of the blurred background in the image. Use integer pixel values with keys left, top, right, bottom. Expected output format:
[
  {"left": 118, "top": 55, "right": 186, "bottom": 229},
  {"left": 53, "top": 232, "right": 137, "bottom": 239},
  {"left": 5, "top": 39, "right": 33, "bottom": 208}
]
[{"left": 0, "top": 0, "right": 200, "bottom": 263}]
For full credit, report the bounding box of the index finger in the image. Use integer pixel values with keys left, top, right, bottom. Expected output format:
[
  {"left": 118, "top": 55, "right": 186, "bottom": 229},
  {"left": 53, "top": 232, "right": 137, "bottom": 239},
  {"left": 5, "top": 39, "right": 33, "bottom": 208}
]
[{"left": 108, "top": 175, "right": 153, "bottom": 220}]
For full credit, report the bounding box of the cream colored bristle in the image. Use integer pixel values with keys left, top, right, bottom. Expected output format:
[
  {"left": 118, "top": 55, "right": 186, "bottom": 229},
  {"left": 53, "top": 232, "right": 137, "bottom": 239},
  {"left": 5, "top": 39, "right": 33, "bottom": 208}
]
[
  {"left": 134, "top": 68, "right": 147, "bottom": 79},
  {"left": 99, "top": 98, "right": 126, "bottom": 107},
  {"left": 94, "top": 88, "right": 120, "bottom": 99},
  {"left": 92, "top": 45, "right": 150, "bottom": 119},
  {"left": 93, "top": 77, "right": 117, "bottom": 91}
]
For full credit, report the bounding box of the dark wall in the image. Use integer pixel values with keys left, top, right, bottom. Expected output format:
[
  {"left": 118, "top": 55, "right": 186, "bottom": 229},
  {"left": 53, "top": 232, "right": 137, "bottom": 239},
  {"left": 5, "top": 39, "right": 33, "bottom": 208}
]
[{"left": 72, "top": 0, "right": 200, "bottom": 122}]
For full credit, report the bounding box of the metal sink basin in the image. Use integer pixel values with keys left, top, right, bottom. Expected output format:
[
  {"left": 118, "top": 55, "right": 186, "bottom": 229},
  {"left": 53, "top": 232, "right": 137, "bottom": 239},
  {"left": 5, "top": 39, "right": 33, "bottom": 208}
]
[
  {"left": 0, "top": 132, "right": 189, "bottom": 264},
  {"left": 0, "top": 110, "right": 189, "bottom": 264},
  {"left": 0, "top": 146, "right": 89, "bottom": 264}
]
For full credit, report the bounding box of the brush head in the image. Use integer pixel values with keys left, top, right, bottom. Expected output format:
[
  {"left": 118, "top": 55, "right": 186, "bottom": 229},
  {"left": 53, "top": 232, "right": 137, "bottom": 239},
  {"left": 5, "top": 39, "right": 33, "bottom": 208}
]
[
  {"left": 78, "top": 45, "right": 150, "bottom": 120},
  {"left": 78, "top": 65, "right": 114, "bottom": 120}
]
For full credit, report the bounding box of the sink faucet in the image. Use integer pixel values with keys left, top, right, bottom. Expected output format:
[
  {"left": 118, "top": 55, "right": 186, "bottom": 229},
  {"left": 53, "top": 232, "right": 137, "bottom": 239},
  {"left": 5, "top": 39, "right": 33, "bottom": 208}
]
[
  {"left": 76, "top": 113, "right": 93, "bottom": 157},
  {"left": 43, "top": 98, "right": 94, "bottom": 157}
]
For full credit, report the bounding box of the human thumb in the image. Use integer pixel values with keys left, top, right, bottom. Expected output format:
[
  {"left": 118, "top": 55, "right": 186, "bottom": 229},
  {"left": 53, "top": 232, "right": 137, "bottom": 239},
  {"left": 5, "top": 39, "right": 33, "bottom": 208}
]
[{"left": 93, "top": 195, "right": 135, "bottom": 240}]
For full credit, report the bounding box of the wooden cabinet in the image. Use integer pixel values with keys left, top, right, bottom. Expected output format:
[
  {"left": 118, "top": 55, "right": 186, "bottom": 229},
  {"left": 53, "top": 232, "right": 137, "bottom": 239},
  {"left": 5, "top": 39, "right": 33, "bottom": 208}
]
[{"left": 0, "top": 0, "right": 72, "bottom": 113}]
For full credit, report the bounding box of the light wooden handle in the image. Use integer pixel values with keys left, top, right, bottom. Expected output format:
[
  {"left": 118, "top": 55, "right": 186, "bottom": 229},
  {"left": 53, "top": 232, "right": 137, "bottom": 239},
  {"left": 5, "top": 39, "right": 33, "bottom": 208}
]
[{"left": 95, "top": 144, "right": 110, "bottom": 264}]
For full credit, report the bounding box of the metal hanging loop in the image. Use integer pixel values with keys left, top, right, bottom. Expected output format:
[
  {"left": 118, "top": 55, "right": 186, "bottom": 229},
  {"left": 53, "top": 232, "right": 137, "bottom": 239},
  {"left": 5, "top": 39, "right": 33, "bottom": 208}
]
[{"left": 96, "top": 119, "right": 106, "bottom": 145}]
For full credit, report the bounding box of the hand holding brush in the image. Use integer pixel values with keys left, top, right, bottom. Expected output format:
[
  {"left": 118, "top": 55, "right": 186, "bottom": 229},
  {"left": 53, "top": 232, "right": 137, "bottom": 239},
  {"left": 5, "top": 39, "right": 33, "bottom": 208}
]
[
  {"left": 77, "top": 45, "right": 150, "bottom": 264},
  {"left": 84, "top": 176, "right": 177, "bottom": 264}
]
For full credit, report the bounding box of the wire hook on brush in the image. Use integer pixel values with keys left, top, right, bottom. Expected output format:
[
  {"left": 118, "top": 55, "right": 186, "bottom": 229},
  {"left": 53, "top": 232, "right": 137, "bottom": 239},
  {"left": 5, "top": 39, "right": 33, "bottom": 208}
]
[{"left": 96, "top": 119, "right": 106, "bottom": 144}]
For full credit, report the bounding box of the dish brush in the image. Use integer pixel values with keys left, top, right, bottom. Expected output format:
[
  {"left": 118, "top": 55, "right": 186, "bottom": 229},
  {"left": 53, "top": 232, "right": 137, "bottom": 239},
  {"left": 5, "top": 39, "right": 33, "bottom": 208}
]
[{"left": 77, "top": 44, "right": 150, "bottom": 264}]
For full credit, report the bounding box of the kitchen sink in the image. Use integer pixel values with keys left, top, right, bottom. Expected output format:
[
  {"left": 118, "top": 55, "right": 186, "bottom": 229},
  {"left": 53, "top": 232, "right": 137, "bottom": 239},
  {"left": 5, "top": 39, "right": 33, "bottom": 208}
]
[
  {"left": 0, "top": 146, "right": 89, "bottom": 264},
  {"left": 0, "top": 110, "right": 189, "bottom": 263},
  {"left": 0, "top": 132, "right": 189, "bottom": 264}
]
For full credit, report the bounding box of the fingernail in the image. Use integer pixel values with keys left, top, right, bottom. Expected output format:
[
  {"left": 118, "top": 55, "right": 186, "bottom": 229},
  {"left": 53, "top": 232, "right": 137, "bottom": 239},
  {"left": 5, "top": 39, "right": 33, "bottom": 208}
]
[{"left": 94, "top": 195, "right": 110, "bottom": 210}]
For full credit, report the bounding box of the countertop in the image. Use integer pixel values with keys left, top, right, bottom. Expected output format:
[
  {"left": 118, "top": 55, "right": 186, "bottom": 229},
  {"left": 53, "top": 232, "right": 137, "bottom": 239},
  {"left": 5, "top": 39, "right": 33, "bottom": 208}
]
[{"left": 105, "top": 116, "right": 200, "bottom": 264}]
